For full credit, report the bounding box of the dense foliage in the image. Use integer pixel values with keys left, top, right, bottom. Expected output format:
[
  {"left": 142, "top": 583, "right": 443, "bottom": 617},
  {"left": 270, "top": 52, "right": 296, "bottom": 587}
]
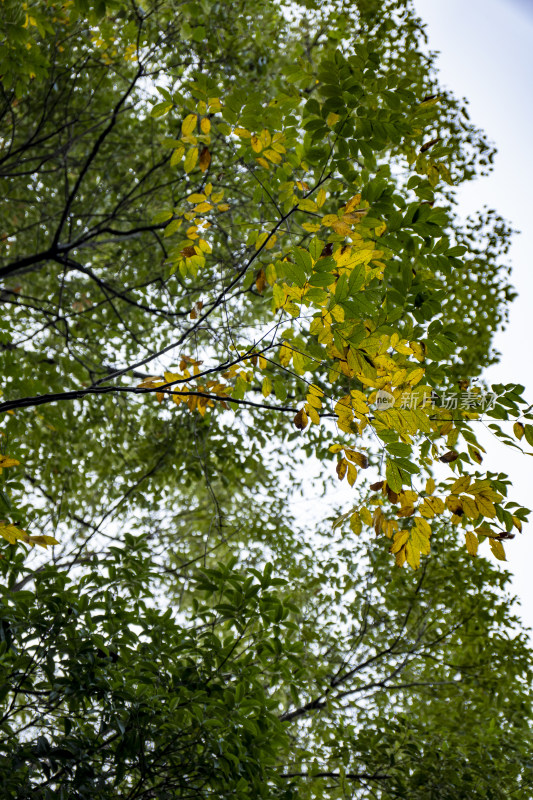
[{"left": 0, "top": 0, "right": 532, "bottom": 796}]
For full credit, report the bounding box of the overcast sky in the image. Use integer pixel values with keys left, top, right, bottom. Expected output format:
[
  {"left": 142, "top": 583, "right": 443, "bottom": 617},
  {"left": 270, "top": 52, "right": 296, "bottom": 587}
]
[{"left": 414, "top": 0, "right": 533, "bottom": 628}]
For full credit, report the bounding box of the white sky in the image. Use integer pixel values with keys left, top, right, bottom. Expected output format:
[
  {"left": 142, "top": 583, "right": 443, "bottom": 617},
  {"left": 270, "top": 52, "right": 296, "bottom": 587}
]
[{"left": 414, "top": 0, "right": 533, "bottom": 627}]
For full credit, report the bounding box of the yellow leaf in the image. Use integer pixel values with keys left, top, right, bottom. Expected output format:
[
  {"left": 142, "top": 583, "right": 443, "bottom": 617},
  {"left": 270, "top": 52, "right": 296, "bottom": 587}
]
[
  {"left": 344, "top": 194, "right": 362, "bottom": 213},
  {"left": 346, "top": 463, "right": 358, "bottom": 486},
  {"left": 409, "top": 341, "right": 425, "bottom": 362},
  {"left": 360, "top": 507, "right": 373, "bottom": 526},
  {"left": 350, "top": 512, "right": 362, "bottom": 535},
  {"left": 411, "top": 527, "right": 431, "bottom": 555},
  {"left": 512, "top": 515, "right": 523, "bottom": 532},
  {"left": 251, "top": 135, "right": 262, "bottom": 153},
  {"left": 262, "top": 376, "right": 272, "bottom": 398},
  {"left": 193, "top": 202, "right": 214, "bottom": 213},
  {"left": 184, "top": 147, "right": 198, "bottom": 173},
  {"left": 490, "top": 538, "right": 506, "bottom": 561},
  {"left": 513, "top": 421, "right": 525, "bottom": 440},
  {"left": 425, "top": 477, "right": 436, "bottom": 495},
  {"left": 306, "top": 393, "right": 322, "bottom": 409},
  {"left": 407, "top": 367, "right": 425, "bottom": 386},
  {"left": 344, "top": 450, "right": 368, "bottom": 469},
  {"left": 414, "top": 516, "right": 432, "bottom": 538},
  {"left": 405, "top": 540, "right": 421, "bottom": 570},
  {"left": 390, "top": 530, "right": 409, "bottom": 554},
  {"left": 264, "top": 149, "right": 282, "bottom": 164},
  {"left": 0, "top": 524, "right": 29, "bottom": 545},
  {"left": 0, "top": 455, "right": 20, "bottom": 468},
  {"left": 208, "top": 97, "right": 222, "bottom": 111},
  {"left": 256, "top": 157, "right": 270, "bottom": 169},
  {"left": 425, "top": 496, "right": 445, "bottom": 515},
  {"left": 259, "top": 128, "right": 271, "bottom": 147},
  {"left": 451, "top": 475, "right": 471, "bottom": 494},
  {"left": 446, "top": 494, "right": 463, "bottom": 515},
  {"left": 461, "top": 495, "right": 479, "bottom": 520},
  {"left": 200, "top": 117, "right": 211, "bottom": 134},
  {"left": 182, "top": 114, "right": 197, "bottom": 136},
  {"left": 395, "top": 546, "right": 407, "bottom": 567},
  {"left": 306, "top": 404, "right": 320, "bottom": 425},
  {"left": 316, "top": 188, "right": 326, "bottom": 208},
  {"left": 234, "top": 127, "right": 251, "bottom": 137},
  {"left": 326, "top": 111, "right": 340, "bottom": 127},
  {"left": 170, "top": 145, "right": 185, "bottom": 166},
  {"left": 28, "top": 534, "right": 59, "bottom": 549},
  {"left": 475, "top": 495, "right": 497, "bottom": 519},
  {"left": 465, "top": 531, "right": 478, "bottom": 556}
]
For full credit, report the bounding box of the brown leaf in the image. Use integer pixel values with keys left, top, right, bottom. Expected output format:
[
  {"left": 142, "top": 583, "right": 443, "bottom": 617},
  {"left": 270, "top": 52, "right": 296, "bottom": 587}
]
[
  {"left": 180, "top": 245, "right": 196, "bottom": 258},
  {"left": 439, "top": 450, "right": 459, "bottom": 463},
  {"left": 336, "top": 458, "right": 348, "bottom": 481},
  {"left": 320, "top": 243, "right": 333, "bottom": 258},
  {"left": 386, "top": 485, "right": 399, "bottom": 504},
  {"left": 370, "top": 480, "right": 384, "bottom": 491},
  {"left": 255, "top": 268, "right": 266, "bottom": 294},
  {"left": 293, "top": 408, "right": 308, "bottom": 431},
  {"left": 420, "top": 136, "right": 441, "bottom": 153},
  {"left": 199, "top": 146, "right": 211, "bottom": 173}
]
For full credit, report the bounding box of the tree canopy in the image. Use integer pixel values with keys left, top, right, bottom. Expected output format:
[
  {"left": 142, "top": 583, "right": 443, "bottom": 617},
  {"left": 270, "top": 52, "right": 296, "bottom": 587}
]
[{"left": 0, "top": 0, "right": 532, "bottom": 797}]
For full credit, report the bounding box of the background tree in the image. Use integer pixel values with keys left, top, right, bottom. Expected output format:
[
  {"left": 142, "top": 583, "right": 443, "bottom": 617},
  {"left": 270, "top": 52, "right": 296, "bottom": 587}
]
[{"left": 0, "top": 0, "right": 532, "bottom": 797}]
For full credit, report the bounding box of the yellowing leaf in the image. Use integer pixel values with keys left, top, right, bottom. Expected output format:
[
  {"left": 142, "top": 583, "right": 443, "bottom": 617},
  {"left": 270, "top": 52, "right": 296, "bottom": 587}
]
[
  {"left": 461, "top": 495, "right": 479, "bottom": 520},
  {"left": 344, "top": 450, "right": 368, "bottom": 469},
  {"left": 184, "top": 147, "right": 198, "bottom": 173},
  {"left": 264, "top": 149, "right": 282, "bottom": 164},
  {"left": 28, "top": 534, "right": 59, "bottom": 549},
  {"left": 425, "top": 477, "right": 436, "bottom": 495},
  {"left": 200, "top": 117, "right": 211, "bottom": 134},
  {"left": 475, "top": 495, "right": 497, "bottom": 519},
  {"left": 425, "top": 496, "right": 445, "bottom": 515},
  {"left": 390, "top": 530, "right": 409, "bottom": 554},
  {"left": 514, "top": 421, "right": 525, "bottom": 440},
  {"left": 409, "top": 341, "right": 425, "bottom": 362},
  {"left": 512, "top": 515, "right": 523, "bottom": 532},
  {"left": 0, "top": 523, "right": 29, "bottom": 545},
  {"left": 182, "top": 114, "right": 197, "bottom": 136},
  {"left": 170, "top": 145, "right": 185, "bottom": 166},
  {"left": 306, "top": 404, "right": 320, "bottom": 425},
  {"left": 344, "top": 194, "right": 362, "bottom": 213},
  {"left": 451, "top": 475, "right": 471, "bottom": 494},
  {"left": 262, "top": 375, "right": 272, "bottom": 398},
  {"left": 490, "top": 538, "right": 506, "bottom": 561},
  {"left": 350, "top": 512, "right": 362, "bottom": 535},
  {"left": 193, "top": 202, "right": 214, "bottom": 213},
  {"left": 465, "top": 531, "right": 478, "bottom": 556},
  {"left": 407, "top": 367, "right": 425, "bottom": 386},
  {"left": 316, "top": 188, "right": 326, "bottom": 208},
  {"left": 259, "top": 129, "right": 271, "bottom": 148},
  {"left": 346, "top": 463, "right": 358, "bottom": 486}
]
